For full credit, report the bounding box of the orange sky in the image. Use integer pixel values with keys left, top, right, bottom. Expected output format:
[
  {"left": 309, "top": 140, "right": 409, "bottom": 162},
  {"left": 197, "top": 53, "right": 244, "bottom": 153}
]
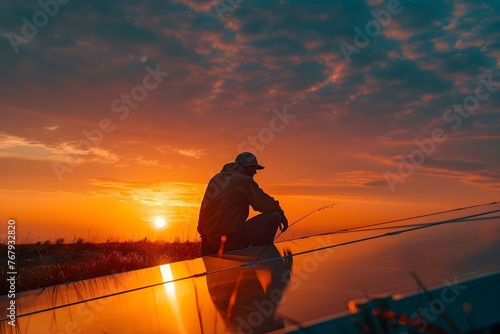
[
  {"left": 2, "top": 148, "right": 498, "bottom": 243},
  {"left": 1, "top": 1, "right": 499, "bottom": 243}
]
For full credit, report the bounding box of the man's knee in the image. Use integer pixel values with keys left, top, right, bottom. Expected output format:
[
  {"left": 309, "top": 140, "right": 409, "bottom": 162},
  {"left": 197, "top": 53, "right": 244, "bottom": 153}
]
[
  {"left": 264, "top": 211, "right": 281, "bottom": 218},
  {"left": 268, "top": 211, "right": 282, "bottom": 224}
]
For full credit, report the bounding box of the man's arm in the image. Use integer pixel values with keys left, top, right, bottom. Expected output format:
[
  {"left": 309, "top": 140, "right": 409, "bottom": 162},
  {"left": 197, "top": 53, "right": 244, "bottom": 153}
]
[
  {"left": 245, "top": 178, "right": 281, "bottom": 212},
  {"left": 245, "top": 179, "right": 288, "bottom": 231}
]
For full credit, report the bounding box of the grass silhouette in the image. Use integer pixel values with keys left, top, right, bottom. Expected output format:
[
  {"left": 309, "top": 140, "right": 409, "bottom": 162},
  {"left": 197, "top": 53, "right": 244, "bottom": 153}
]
[{"left": 0, "top": 238, "right": 201, "bottom": 295}]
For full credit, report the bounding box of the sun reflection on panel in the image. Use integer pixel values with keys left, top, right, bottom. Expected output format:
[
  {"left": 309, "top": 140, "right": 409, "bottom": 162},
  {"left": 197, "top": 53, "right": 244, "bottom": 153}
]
[
  {"left": 159, "top": 264, "right": 176, "bottom": 297},
  {"left": 159, "top": 264, "right": 186, "bottom": 333}
]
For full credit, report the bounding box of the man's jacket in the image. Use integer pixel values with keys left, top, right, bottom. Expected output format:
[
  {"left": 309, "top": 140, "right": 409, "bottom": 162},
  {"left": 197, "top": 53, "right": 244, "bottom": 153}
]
[{"left": 197, "top": 162, "right": 282, "bottom": 246}]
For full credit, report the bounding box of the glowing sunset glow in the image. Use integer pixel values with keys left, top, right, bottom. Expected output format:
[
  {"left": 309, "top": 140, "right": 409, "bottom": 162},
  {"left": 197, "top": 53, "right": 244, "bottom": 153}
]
[
  {"left": 0, "top": 1, "right": 499, "bottom": 243},
  {"left": 154, "top": 216, "right": 166, "bottom": 229}
]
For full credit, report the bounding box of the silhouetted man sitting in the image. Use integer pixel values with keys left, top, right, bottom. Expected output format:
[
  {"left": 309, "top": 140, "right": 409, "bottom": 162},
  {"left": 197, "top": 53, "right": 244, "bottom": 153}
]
[{"left": 197, "top": 152, "right": 288, "bottom": 256}]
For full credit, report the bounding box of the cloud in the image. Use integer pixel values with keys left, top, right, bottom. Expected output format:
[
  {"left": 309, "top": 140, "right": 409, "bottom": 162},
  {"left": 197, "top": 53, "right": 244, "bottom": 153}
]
[
  {"left": 0, "top": 0, "right": 498, "bottom": 197},
  {"left": 0, "top": 131, "right": 118, "bottom": 164},
  {"left": 86, "top": 177, "right": 206, "bottom": 208},
  {"left": 156, "top": 145, "right": 206, "bottom": 158},
  {"left": 43, "top": 125, "right": 60, "bottom": 131}
]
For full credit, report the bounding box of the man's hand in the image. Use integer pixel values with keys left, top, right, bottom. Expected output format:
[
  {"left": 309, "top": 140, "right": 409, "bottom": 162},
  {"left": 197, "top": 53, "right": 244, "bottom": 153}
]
[{"left": 279, "top": 214, "right": 288, "bottom": 232}]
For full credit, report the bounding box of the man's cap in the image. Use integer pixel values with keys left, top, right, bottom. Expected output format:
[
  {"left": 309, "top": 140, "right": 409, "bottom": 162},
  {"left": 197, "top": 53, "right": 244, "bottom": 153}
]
[{"left": 235, "top": 152, "right": 265, "bottom": 169}]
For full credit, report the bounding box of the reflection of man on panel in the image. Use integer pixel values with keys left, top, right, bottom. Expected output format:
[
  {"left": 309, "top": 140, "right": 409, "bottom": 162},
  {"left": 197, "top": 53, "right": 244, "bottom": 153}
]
[
  {"left": 197, "top": 152, "right": 288, "bottom": 256},
  {"left": 203, "top": 245, "right": 293, "bottom": 333}
]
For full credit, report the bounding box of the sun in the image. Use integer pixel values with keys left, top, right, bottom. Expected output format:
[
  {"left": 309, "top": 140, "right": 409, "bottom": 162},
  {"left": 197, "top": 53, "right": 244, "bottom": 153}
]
[{"left": 154, "top": 216, "right": 166, "bottom": 228}]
